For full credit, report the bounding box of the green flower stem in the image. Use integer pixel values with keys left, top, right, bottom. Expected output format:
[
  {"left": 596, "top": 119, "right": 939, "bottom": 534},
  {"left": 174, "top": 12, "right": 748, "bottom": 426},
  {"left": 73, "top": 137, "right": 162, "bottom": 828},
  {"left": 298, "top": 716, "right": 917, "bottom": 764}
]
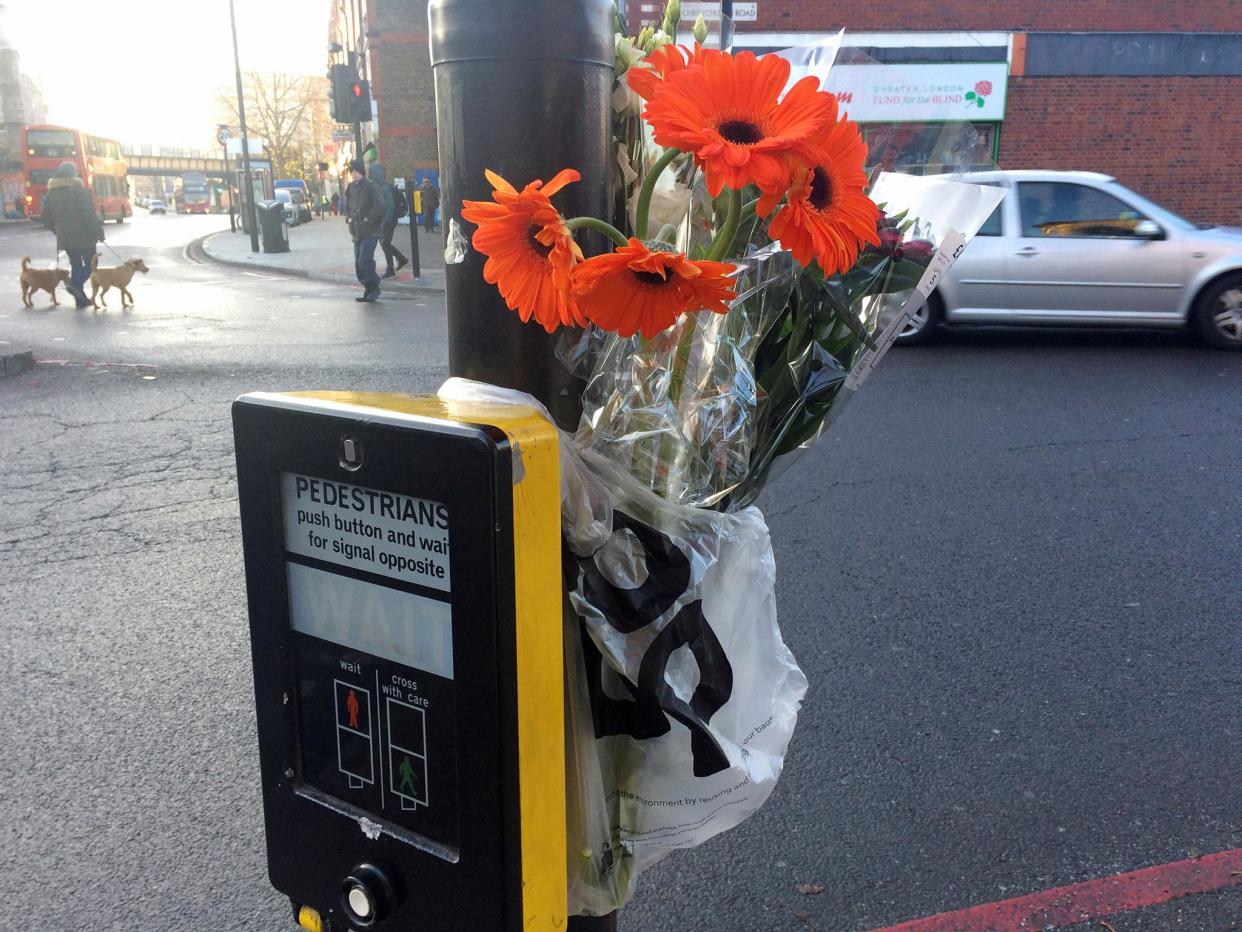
[
  {"left": 659, "top": 315, "right": 700, "bottom": 499},
  {"left": 740, "top": 196, "right": 760, "bottom": 224},
  {"left": 654, "top": 223, "right": 679, "bottom": 244},
  {"left": 705, "top": 188, "right": 742, "bottom": 262},
  {"left": 565, "top": 216, "right": 629, "bottom": 248},
  {"left": 635, "top": 147, "right": 682, "bottom": 240}
]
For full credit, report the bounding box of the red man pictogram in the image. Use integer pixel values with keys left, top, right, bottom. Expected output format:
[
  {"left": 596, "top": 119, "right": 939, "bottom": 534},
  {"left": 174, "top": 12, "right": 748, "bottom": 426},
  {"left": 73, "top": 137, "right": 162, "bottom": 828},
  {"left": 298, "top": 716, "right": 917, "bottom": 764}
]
[{"left": 346, "top": 689, "right": 360, "bottom": 729}]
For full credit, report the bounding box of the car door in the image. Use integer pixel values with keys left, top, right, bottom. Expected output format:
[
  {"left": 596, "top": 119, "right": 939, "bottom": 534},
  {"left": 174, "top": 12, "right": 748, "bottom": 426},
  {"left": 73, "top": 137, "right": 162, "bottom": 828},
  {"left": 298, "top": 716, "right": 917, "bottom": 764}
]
[
  {"left": 941, "top": 187, "right": 1011, "bottom": 319},
  {"left": 1008, "top": 181, "right": 1185, "bottom": 323}
]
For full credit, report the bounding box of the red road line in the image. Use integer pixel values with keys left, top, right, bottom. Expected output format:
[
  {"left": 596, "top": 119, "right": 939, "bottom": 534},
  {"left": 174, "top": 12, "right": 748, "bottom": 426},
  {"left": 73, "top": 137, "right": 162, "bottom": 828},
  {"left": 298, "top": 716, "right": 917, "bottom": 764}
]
[{"left": 870, "top": 848, "right": 1242, "bottom": 931}]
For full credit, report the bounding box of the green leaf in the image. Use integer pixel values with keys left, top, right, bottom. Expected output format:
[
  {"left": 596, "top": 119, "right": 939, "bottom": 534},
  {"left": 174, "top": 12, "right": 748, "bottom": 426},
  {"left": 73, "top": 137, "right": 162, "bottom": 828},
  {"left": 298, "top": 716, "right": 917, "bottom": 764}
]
[
  {"left": 977, "top": 97, "right": 985, "bottom": 108},
  {"left": 965, "top": 90, "right": 976, "bottom": 100}
]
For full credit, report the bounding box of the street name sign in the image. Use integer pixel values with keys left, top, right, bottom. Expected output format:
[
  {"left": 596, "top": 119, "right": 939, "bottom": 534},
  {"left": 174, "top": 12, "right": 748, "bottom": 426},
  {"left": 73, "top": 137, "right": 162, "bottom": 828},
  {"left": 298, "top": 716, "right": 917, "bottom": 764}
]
[{"left": 233, "top": 391, "right": 564, "bottom": 931}]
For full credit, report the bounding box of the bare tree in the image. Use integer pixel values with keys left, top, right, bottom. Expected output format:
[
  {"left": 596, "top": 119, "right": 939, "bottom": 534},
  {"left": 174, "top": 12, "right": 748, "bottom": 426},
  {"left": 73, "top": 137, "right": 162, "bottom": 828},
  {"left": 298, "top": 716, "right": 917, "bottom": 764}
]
[{"left": 219, "top": 72, "right": 330, "bottom": 180}]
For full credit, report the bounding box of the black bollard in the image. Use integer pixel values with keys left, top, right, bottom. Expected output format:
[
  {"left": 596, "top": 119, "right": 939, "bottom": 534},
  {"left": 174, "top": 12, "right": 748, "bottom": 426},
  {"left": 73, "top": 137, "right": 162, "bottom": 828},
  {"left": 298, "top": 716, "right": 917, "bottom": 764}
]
[
  {"left": 403, "top": 177, "right": 421, "bottom": 279},
  {"left": 429, "top": 0, "right": 611, "bottom": 431}
]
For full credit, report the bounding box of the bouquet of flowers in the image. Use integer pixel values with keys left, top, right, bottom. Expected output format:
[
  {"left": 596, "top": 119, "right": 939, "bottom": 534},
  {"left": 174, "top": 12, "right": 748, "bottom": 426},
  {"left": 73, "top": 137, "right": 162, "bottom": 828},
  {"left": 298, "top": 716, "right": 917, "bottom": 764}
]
[{"left": 452, "top": 0, "right": 1004, "bottom": 914}]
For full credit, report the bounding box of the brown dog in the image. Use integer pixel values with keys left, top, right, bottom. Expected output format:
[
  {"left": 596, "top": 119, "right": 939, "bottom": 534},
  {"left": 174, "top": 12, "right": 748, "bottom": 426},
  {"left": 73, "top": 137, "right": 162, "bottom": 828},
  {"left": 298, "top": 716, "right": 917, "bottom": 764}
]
[
  {"left": 20, "top": 257, "right": 70, "bottom": 308},
  {"left": 89, "top": 255, "right": 150, "bottom": 309}
]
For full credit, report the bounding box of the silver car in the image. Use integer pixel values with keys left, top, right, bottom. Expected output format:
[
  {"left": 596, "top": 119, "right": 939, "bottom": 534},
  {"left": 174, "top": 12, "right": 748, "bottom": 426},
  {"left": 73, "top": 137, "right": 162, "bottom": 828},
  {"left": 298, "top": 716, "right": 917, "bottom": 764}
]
[{"left": 899, "top": 170, "right": 1242, "bottom": 350}]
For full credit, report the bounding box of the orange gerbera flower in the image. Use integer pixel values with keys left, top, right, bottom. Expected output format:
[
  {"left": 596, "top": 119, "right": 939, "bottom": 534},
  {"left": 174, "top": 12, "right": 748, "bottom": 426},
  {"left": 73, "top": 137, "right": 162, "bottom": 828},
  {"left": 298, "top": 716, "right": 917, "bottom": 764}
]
[
  {"left": 627, "top": 42, "right": 710, "bottom": 102},
  {"left": 643, "top": 50, "right": 837, "bottom": 199},
  {"left": 571, "top": 238, "right": 736, "bottom": 339},
  {"left": 767, "top": 118, "right": 880, "bottom": 275},
  {"left": 459, "top": 168, "right": 585, "bottom": 332}
]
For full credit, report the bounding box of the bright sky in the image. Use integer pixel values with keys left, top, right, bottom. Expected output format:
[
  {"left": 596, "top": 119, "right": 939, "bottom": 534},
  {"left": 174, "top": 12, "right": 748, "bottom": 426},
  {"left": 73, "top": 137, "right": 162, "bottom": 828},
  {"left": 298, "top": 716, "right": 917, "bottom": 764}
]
[{"left": 6, "top": 0, "right": 331, "bottom": 149}]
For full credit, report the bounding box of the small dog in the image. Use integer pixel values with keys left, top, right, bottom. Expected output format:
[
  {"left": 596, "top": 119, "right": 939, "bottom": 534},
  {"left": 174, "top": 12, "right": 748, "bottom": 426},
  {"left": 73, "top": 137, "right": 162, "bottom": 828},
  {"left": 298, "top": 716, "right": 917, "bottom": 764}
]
[
  {"left": 90, "top": 255, "right": 150, "bottom": 309},
  {"left": 20, "top": 257, "right": 70, "bottom": 308}
]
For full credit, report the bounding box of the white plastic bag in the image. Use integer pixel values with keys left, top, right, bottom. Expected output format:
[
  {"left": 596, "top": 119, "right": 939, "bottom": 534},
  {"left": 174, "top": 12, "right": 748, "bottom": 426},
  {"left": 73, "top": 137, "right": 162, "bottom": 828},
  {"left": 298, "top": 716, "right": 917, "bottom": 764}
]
[{"left": 438, "top": 378, "right": 808, "bottom": 916}]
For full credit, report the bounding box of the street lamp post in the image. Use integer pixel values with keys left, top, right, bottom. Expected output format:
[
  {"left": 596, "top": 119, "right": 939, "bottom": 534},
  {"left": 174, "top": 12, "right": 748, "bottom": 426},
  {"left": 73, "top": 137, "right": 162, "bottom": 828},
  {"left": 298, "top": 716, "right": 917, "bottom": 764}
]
[{"left": 228, "top": 0, "right": 260, "bottom": 253}]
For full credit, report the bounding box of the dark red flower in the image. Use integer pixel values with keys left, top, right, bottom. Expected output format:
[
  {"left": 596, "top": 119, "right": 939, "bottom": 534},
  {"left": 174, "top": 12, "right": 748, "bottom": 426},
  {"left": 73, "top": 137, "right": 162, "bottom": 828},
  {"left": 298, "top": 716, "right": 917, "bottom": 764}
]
[{"left": 869, "top": 211, "right": 935, "bottom": 261}]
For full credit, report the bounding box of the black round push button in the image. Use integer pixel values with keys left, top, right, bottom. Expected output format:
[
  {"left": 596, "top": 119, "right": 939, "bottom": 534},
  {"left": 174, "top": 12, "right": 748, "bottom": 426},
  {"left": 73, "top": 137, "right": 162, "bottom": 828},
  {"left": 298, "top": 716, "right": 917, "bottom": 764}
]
[{"left": 340, "top": 863, "right": 395, "bottom": 928}]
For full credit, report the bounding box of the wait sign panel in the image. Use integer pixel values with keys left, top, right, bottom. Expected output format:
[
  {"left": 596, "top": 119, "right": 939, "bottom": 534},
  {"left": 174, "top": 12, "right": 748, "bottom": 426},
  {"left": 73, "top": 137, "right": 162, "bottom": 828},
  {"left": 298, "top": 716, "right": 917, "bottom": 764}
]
[{"left": 233, "top": 391, "right": 564, "bottom": 931}]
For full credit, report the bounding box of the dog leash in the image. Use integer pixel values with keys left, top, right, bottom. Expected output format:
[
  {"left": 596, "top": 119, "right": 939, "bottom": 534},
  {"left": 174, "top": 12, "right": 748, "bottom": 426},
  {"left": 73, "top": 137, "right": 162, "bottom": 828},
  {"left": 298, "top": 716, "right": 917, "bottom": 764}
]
[{"left": 102, "top": 240, "right": 127, "bottom": 262}]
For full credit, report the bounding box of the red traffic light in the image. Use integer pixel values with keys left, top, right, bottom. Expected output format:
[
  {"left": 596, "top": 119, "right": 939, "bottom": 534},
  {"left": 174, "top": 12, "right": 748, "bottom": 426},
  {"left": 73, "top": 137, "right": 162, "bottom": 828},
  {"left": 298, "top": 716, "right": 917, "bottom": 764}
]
[{"left": 352, "top": 83, "right": 363, "bottom": 97}]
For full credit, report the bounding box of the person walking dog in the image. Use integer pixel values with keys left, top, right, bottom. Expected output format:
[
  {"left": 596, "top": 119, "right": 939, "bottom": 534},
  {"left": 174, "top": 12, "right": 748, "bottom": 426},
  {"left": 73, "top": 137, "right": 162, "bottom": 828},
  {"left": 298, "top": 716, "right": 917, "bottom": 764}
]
[
  {"left": 344, "top": 158, "right": 385, "bottom": 303},
  {"left": 41, "top": 162, "right": 103, "bottom": 309}
]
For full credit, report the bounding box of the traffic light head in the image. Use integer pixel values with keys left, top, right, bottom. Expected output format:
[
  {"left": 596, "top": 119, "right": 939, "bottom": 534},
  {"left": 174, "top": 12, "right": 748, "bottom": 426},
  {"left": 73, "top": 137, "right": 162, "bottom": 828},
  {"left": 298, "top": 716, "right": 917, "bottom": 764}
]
[
  {"left": 349, "top": 79, "right": 372, "bottom": 123},
  {"left": 328, "top": 64, "right": 353, "bottom": 123}
]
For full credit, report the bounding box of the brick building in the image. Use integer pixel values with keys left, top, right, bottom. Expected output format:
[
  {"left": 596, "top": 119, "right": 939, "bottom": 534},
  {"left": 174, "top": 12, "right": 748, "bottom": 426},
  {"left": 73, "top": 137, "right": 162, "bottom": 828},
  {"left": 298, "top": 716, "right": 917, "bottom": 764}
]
[
  {"left": 328, "top": 0, "right": 437, "bottom": 188},
  {"left": 628, "top": 1, "right": 1242, "bottom": 225}
]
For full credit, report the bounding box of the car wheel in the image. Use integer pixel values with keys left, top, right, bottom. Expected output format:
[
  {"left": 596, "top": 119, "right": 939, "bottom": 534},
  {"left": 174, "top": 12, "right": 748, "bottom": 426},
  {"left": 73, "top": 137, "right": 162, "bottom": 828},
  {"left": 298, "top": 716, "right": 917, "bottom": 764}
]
[
  {"left": 1193, "top": 274, "right": 1242, "bottom": 350},
  {"left": 894, "top": 292, "right": 943, "bottom": 346}
]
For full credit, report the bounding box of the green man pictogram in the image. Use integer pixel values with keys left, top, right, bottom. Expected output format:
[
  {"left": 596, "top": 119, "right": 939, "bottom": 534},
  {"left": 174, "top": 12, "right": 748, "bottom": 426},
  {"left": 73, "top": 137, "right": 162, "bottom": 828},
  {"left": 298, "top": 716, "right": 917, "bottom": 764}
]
[{"left": 398, "top": 755, "right": 418, "bottom": 797}]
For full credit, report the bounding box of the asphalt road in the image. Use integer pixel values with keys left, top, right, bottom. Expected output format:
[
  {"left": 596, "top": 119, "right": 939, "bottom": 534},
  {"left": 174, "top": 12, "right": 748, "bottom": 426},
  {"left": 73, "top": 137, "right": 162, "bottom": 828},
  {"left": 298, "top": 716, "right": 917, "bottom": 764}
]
[{"left": 3, "top": 214, "right": 1241, "bottom": 931}]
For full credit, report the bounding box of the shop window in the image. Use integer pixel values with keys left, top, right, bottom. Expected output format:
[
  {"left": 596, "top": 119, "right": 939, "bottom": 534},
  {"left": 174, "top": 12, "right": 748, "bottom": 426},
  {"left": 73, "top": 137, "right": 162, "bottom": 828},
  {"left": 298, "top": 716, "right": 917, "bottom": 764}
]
[
  {"left": 863, "top": 122, "right": 997, "bottom": 175},
  {"left": 1018, "top": 182, "right": 1147, "bottom": 238}
]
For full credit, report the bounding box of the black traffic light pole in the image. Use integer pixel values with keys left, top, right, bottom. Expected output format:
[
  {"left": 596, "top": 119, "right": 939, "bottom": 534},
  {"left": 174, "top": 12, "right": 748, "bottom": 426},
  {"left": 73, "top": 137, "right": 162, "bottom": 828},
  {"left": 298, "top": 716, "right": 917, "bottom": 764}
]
[
  {"left": 223, "top": 144, "right": 235, "bottom": 232},
  {"left": 429, "top": 1, "right": 617, "bottom": 929}
]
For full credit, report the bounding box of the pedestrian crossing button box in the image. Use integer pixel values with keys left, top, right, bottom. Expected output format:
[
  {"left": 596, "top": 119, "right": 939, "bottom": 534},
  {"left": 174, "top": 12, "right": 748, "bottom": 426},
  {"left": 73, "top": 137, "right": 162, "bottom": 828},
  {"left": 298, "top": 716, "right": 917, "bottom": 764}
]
[{"left": 233, "top": 391, "right": 565, "bottom": 931}]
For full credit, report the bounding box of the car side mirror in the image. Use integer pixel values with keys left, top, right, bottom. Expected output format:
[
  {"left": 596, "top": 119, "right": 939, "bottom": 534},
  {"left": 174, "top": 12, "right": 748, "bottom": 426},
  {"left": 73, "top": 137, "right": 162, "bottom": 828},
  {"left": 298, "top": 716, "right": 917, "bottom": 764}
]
[{"left": 1134, "top": 219, "right": 1163, "bottom": 239}]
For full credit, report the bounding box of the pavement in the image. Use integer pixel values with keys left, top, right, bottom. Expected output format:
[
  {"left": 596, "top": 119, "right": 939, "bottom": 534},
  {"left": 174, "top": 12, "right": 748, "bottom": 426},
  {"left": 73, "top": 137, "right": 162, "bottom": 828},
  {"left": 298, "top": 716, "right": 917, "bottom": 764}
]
[{"left": 201, "top": 213, "right": 447, "bottom": 294}]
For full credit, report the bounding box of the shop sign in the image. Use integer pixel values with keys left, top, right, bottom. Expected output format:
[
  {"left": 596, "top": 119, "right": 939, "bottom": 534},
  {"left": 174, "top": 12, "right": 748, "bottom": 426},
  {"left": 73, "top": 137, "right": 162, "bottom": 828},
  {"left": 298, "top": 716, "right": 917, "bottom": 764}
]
[
  {"left": 680, "top": 2, "right": 756, "bottom": 24},
  {"left": 682, "top": 1, "right": 723, "bottom": 19},
  {"left": 792, "top": 61, "right": 1009, "bottom": 123}
]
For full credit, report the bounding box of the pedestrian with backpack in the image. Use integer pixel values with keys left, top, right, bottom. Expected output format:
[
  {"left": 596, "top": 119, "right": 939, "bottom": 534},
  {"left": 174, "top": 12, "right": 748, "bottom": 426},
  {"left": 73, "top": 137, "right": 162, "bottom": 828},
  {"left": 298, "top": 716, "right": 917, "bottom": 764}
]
[{"left": 368, "top": 162, "right": 408, "bottom": 279}]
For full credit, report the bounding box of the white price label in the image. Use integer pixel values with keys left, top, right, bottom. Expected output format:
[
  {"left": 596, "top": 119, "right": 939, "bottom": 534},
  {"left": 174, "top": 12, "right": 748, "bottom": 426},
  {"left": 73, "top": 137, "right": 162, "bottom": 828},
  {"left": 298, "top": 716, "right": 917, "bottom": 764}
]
[{"left": 912, "top": 229, "right": 966, "bottom": 305}]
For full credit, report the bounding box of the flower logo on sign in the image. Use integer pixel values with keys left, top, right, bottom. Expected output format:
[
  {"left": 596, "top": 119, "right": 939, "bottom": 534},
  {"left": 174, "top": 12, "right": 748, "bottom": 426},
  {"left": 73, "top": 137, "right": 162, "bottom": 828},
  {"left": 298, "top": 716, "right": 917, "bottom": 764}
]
[{"left": 965, "top": 80, "right": 993, "bottom": 109}]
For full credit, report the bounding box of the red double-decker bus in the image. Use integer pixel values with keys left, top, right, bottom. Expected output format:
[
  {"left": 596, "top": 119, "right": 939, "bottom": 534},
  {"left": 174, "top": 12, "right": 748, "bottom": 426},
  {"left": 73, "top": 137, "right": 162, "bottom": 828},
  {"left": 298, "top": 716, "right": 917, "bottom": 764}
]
[{"left": 22, "top": 124, "right": 133, "bottom": 223}]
